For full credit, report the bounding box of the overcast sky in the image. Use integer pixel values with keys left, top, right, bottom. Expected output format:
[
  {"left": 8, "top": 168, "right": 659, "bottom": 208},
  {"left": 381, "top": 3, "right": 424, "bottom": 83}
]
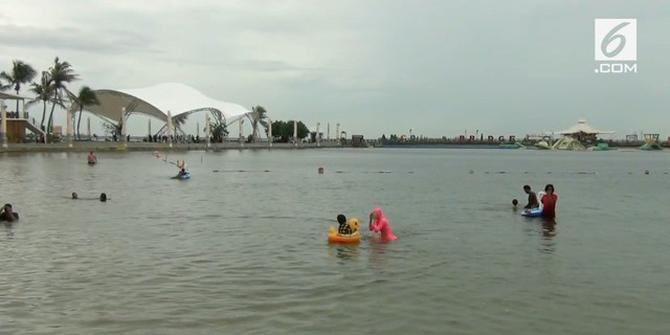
[{"left": 1, "top": 0, "right": 668, "bottom": 138}]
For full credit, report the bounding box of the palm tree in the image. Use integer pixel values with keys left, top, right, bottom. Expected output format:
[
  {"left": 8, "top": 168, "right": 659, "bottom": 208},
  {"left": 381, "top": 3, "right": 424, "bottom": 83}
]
[
  {"left": 46, "top": 57, "right": 78, "bottom": 134},
  {"left": 172, "top": 113, "right": 189, "bottom": 135},
  {"left": 67, "top": 86, "right": 99, "bottom": 140},
  {"left": 0, "top": 60, "right": 37, "bottom": 117},
  {"left": 27, "top": 71, "right": 53, "bottom": 131},
  {"left": 208, "top": 110, "right": 228, "bottom": 142},
  {"left": 248, "top": 105, "right": 269, "bottom": 142}
]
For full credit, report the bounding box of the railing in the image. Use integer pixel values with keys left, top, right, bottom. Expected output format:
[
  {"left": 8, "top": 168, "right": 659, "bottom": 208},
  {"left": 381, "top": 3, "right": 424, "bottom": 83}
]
[{"left": 4, "top": 112, "right": 30, "bottom": 119}]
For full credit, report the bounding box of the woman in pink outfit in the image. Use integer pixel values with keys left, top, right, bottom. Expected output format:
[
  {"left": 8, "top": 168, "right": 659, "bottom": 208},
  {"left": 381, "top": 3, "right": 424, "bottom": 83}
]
[{"left": 369, "top": 208, "right": 397, "bottom": 241}]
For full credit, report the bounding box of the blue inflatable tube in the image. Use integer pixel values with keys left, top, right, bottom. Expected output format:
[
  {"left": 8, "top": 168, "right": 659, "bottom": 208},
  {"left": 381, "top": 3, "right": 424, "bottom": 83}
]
[
  {"left": 172, "top": 172, "right": 191, "bottom": 180},
  {"left": 521, "top": 207, "right": 543, "bottom": 217}
]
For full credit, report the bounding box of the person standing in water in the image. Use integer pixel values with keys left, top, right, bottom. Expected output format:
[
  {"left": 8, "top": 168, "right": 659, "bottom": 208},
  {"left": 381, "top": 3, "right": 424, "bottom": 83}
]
[
  {"left": 87, "top": 151, "right": 97, "bottom": 165},
  {"left": 523, "top": 185, "right": 539, "bottom": 209},
  {"left": 369, "top": 207, "right": 397, "bottom": 241},
  {"left": 540, "top": 184, "right": 558, "bottom": 219}
]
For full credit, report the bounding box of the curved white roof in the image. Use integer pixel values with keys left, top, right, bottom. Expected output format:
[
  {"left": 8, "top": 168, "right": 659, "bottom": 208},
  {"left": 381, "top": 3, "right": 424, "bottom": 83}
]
[
  {"left": 559, "top": 119, "right": 614, "bottom": 135},
  {"left": 84, "top": 82, "right": 252, "bottom": 124}
]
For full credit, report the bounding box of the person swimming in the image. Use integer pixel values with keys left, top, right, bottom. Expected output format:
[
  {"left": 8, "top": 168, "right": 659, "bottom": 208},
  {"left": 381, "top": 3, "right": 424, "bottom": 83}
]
[
  {"left": 512, "top": 199, "right": 519, "bottom": 209},
  {"left": 0, "top": 204, "right": 19, "bottom": 222},
  {"left": 369, "top": 207, "right": 397, "bottom": 241},
  {"left": 100, "top": 193, "right": 107, "bottom": 202},
  {"left": 72, "top": 192, "right": 78, "bottom": 199},
  {"left": 337, "top": 214, "right": 352, "bottom": 235}
]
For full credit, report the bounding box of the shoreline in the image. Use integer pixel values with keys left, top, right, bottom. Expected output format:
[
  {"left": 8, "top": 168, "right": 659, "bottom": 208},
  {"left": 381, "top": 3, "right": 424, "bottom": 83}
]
[
  {"left": 1, "top": 141, "right": 667, "bottom": 153},
  {"left": 0, "top": 141, "right": 345, "bottom": 153}
]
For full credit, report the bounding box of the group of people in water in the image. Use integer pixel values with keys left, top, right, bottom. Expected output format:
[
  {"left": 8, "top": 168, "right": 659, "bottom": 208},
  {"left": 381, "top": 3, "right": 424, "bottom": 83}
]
[
  {"left": 331, "top": 184, "right": 558, "bottom": 243},
  {"left": 334, "top": 207, "right": 398, "bottom": 242},
  {"left": 71, "top": 192, "right": 108, "bottom": 202},
  {"left": 513, "top": 184, "right": 558, "bottom": 219}
]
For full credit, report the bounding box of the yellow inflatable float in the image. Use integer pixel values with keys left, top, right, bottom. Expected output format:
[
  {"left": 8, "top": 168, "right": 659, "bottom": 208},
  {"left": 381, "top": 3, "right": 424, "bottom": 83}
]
[{"left": 328, "top": 218, "right": 361, "bottom": 243}]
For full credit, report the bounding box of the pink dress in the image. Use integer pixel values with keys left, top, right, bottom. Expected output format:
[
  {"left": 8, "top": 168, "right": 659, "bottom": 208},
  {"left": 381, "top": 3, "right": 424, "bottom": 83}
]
[{"left": 369, "top": 208, "right": 397, "bottom": 241}]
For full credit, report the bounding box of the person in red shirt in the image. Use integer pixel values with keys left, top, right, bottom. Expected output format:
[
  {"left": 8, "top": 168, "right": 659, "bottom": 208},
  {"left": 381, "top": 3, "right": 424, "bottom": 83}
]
[
  {"left": 87, "top": 151, "right": 97, "bottom": 165},
  {"left": 540, "top": 184, "right": 558, "bottom": 219}
]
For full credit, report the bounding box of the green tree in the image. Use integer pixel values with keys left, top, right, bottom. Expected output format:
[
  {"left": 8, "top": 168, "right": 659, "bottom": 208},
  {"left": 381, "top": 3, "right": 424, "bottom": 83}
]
[
  {"left": 67, "top": 86, "right": 99, "bottom": 140},
  {"left": 46, "top": 57, "right": 78, "bottom": 135},
  {"left": 269, "top": 120, "right": 309, "bottom": 142},
  {"left": 1, "top": 60, "right": 37, "bottom": 116},
  {"left": 270, "top": 120, "right": 287, "bottom": 142},
  {"left": 207, "top": 110, "right": 228, "bottom": 142},
  {"left": 27, "top": 71, "right": 54, "bottom": 131}
]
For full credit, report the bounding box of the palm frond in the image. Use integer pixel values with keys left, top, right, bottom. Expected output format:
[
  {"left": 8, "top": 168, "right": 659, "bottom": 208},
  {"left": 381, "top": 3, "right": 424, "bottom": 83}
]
[{"left": 172, "top": 112, "right": 189, "bottom": 126}]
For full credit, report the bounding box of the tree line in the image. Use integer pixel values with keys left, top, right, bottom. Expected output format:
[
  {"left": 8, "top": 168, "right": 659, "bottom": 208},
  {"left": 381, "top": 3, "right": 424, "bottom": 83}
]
[{"left": 0, "top": 57, "right": 99, "bottom": 141}]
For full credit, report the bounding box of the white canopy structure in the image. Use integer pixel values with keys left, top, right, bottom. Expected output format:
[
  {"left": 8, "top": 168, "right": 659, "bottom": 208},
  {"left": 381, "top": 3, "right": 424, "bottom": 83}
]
[
  {"left": 552, "top": 119, "right": 614, "bottom": 151},
  {"left": 80, "top": 82, "right": 252, "bottom": 131},
  {"left": 558, "top": 119, "right": 614, "bottom": 135}
]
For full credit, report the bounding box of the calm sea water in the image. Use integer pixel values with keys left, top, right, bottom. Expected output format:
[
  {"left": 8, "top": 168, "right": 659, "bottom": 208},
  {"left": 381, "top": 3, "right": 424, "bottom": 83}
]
[{"left": 1, "top": 148, "right": 669, "bottom": 334}]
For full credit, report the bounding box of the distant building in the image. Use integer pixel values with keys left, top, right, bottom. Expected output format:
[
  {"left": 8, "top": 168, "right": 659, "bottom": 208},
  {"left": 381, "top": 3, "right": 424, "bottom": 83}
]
[
  {"left": 546, "top": 119, "right": 615, "bottom": 150},
  {"left": 352, "top": 135, "right": 366, "bottom": 147},
  {"left": 555, "top": 119, "right": 613, "bottom": 146}
]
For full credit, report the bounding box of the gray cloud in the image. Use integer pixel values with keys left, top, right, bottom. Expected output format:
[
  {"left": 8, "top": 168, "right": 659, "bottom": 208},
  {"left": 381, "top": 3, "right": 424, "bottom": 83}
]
[
  {"left": 0, "top": 24, "right": 156, "bottom": 54},
  {"left": 1, "top": 0, "right": 669, "bottom": 138}
]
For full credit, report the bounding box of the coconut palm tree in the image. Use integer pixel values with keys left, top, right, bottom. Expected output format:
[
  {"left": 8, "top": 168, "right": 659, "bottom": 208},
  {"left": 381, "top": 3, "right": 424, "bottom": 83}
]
[
  {"left": 27, "top": 71, "right": 54, "bottom": 131},
  {"left": 208, "top": 110, "right": 228, "bottom": 142},
  {"left": 0, "top": 60, "right": 37, "bottom": 117},
  {"left": 172, "top": 113, "right": 189, "bottom": 135},
  {"left": 248, "top": 105, "right": 269, "bottom": 142},
  {"left": 46, "top": 57, "right": 78, "bottom": 134},
  {"left": 67, "top": 86, "right": 99, "bottom": 140}
]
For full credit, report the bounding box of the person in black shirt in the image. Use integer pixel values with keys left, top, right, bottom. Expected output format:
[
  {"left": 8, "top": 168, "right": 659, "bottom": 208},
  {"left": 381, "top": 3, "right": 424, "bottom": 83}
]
[{"left": 337, "top": 214, "right": 352, "bottom": 235}]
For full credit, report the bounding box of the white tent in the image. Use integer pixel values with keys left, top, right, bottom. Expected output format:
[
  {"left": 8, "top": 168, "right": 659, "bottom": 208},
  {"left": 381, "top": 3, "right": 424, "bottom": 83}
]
[
  {"left": 558, "top": 119, "right": 614, "bottom": 135},
  {"left": 78, "top": 82, "right": 252, "bottom": 129}
]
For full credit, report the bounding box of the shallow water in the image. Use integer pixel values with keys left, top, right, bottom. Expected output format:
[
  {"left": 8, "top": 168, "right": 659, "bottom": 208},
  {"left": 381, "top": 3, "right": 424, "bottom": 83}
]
[{"left": 1, "top": 148, "right": 669, "bottom": 334}]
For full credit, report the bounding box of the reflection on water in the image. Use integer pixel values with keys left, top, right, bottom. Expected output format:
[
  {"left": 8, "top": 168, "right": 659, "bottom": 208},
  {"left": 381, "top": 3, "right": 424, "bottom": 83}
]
[
  {"left": 522, "top": 218, "right": 558, "bottom": 254},
  {"left": 368, "top": 237, "right": 390, "bottom": 271},
  {"left": 2, "top": 222, "right": 16, "bottom": 239},
  {"left": 329, "top": 244, "right": 360, "bottom": 262},
  {"left": 540, "top": 219, "right": 557, "bottom": 254},
  {"left": 541, "top": 219, "right": 557, "bottom": 238}
]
